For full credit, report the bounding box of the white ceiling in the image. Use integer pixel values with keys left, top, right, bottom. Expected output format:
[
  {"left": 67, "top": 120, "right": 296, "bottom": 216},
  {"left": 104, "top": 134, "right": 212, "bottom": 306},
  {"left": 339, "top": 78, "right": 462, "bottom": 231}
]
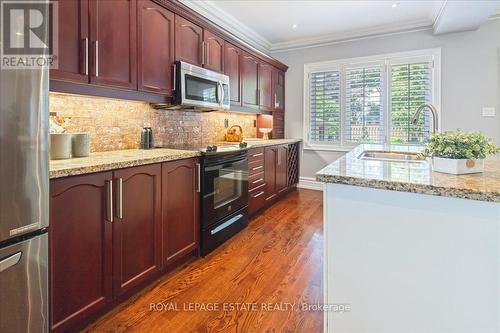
[{"left": 180, "top": 0, "right": 500, "bottom": 53}]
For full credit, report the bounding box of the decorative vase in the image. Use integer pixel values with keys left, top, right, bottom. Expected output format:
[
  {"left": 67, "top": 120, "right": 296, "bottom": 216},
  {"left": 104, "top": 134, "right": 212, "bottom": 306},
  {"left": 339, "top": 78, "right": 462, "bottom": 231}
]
[
  {"left": 432, "top": 157, "right": 484, "bottom": 175},
  {"left": 72, "top": 133, "right": 90, "bottom": 157}
]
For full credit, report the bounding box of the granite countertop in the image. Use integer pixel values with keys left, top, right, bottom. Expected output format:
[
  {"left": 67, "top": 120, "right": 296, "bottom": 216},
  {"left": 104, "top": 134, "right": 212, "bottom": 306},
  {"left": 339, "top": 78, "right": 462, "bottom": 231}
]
[
  {"left": 316, "top": 144, "right": 500, "bottom": 203},
  {"left": 50, "top": 139, "right": 302, "bottom": 179},
  {"left": 50, "top": 148, "right": 201, "bottom": 179},
  {"left": 243, "top": 138, "right": 302, "bottom": 148}
]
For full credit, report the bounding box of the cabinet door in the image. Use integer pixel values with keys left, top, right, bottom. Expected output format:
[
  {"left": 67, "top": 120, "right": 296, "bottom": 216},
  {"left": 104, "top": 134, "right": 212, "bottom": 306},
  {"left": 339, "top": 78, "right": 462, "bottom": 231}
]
[
  {"left": 162, "top": 159, "right": 199, "bottom": 268},
  {"left": 224, "top": 42, "right": 242, "bottom": 105},
  {"left": 273, "top": 110, "right": 285, "bottom": 139},
  {"left": 113, "top": 164, "right": 162, "bottom": 296},
  {"left": 204, "top": 30, "right": 224, "bottom": 73},
  {"left": 259, "top": 62, "right": 273, "bottom": 111},
  {"left": 50, "top": 0, "right": 89, "bottom": 83},
  {"left": 242, "top": 53, "right": 259, "bottom": 108},
  {"left": 273, "top": 69, "right": 285, "bottom": 111},
  {"left": 137, "top": 0, "right": 174, "bottom": 95},
  {"left": 264, "top": 147, "right": 277, "bottom": 201},
  {"left": 90, "top": 0, "right": 137, "bottom": 89},
  {"left": 174, "top": 15, "right": 203, "bottom": 66},
  {"left": 275, "top": 145, "right": 288, "bottom": 194},
  {"left": 50, "top": 172, "right": 113, "bottom": 333}
]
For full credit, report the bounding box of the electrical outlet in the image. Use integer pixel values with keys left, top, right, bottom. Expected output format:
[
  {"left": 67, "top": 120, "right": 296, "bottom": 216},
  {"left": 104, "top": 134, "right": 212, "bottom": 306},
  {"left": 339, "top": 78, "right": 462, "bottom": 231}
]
[
  {"left": 482, "top": 107, "right": 496, "bottom": 117},
  {"left": 224, "top": 118, "right": 229, "bottom": 128}
]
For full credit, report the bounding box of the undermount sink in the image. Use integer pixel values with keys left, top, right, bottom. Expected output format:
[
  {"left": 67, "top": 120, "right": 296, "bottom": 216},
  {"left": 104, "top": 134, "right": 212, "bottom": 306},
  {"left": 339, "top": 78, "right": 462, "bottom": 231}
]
[{"left": 358, "top": 150, "right": 426, "bottom": 162}]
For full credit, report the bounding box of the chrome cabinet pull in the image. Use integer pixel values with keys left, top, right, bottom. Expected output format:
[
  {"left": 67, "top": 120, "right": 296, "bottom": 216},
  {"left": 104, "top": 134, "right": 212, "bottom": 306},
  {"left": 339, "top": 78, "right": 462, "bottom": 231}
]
[
  {"left": 172, "top": 63, "right": 176, "bottom": 91},
  {"left": 206, "top": 41, "right": 210, "bottom": 65},
  {"left": 252, "top": 152, "right": 263, "bottom": 157},
  {"left": 252, "top": 165, "right": 263, "bottom": 171},
  {"left": 196, "top": 163, "right": 201, "bottom": 193},
  {"left": 201, "top": 42, "right": 206, "bottom": 65},
  {"left": 252, "top": 178, "right": 263, "bottom": 184},
  {"left": 117, "top": 178, "right": 123, "bottom": 219},
  {"left": 253, "top": 191, "right": 264, "bottom": 198},
  {"left": 95, "top": 40, "right": 99, "bottom": 77},
  {"left": 106, "top": 180, "right": 113, "bottom": 223},
  {"left": 84, "top": 38, "right": 89, "bottom": 75}
]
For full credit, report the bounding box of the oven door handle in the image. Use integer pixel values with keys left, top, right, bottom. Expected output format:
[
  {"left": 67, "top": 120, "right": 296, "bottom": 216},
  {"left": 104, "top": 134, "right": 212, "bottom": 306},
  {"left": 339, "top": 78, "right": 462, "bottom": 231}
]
[
  {"left": 211, "top": 214, "right": 244, "bottom": 235},
  {"left": 205, "top": 156, "right": 248, "bottom": 167}
]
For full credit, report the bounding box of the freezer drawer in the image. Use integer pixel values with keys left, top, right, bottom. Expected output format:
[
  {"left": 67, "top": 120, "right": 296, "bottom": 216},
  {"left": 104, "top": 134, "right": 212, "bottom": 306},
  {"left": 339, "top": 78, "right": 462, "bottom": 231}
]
[{"left": 0, "top": 232, "right": 48, "bottom": 333}]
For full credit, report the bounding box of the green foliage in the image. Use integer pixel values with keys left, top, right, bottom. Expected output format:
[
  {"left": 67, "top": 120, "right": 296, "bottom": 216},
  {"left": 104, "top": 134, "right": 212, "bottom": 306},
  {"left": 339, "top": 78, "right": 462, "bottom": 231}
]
[{"left": 424, "top": 131, "right": 499, "bottom": 159}]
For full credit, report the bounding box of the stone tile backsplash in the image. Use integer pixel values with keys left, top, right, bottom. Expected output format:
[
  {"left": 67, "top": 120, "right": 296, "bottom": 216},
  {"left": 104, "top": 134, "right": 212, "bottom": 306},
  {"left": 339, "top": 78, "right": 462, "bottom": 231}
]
[{"left": 49, "top": 93, "right": 257, "bottom": 152}]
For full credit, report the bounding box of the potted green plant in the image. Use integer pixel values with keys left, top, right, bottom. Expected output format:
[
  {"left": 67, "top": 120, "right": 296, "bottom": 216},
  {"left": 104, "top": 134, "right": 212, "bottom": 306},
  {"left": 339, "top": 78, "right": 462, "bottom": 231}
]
[{"left": 424, "top": 131, "right": 499, "bottom": 174}]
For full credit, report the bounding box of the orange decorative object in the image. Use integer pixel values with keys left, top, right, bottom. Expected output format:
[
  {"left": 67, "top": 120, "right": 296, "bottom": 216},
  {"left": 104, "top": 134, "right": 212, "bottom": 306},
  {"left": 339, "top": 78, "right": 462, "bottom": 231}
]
[{"left": 225, "top": 125, "right": 244, "bottom": 142}]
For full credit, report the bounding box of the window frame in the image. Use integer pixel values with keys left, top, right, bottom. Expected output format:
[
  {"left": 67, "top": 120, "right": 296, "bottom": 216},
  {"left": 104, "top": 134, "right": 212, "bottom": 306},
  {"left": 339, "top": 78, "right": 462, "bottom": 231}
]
[{"left": 303, "top": 48, "right": 441, "bottom": 152}]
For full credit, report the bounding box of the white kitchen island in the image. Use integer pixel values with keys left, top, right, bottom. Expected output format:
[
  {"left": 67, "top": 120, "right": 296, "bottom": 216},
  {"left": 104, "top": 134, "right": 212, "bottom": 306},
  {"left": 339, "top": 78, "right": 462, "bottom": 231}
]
[{"left": 317, "top": 144, "right": 500, "bottom": 333}]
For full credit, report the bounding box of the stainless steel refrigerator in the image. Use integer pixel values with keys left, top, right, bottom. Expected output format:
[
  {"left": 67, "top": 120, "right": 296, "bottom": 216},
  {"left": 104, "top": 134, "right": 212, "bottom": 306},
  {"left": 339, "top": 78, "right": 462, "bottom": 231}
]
[{"left": 0, "top": 14, "right": 49, "bottom": 333}]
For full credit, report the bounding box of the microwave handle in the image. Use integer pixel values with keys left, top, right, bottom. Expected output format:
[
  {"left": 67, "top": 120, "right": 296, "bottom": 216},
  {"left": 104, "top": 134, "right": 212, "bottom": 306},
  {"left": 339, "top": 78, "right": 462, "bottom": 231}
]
[
  {"left": 172, "top": 63, "right": 177, "bottom": 92},
  {"left": 216, "top": 82, "right": 223, "bottom": 104}
]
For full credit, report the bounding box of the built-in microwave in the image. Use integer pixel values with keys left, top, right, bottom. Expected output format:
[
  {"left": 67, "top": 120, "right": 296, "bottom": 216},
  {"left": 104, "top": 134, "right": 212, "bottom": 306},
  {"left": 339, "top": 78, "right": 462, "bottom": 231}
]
[{"left": 169, "top": 61, "right": 230, "bottom": 111}]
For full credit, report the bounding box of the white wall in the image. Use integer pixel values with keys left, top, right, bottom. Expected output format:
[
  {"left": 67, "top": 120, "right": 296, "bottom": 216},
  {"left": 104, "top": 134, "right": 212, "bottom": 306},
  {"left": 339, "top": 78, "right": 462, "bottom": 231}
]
[{"left": 273, "top": 19, "right": 500, "bottom": 178}]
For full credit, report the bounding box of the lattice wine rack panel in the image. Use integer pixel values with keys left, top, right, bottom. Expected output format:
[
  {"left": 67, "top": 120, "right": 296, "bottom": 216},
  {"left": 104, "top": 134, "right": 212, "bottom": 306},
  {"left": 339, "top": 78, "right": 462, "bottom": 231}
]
[{"left": 287, "top": 142, "right": 299, "bottom": 186}]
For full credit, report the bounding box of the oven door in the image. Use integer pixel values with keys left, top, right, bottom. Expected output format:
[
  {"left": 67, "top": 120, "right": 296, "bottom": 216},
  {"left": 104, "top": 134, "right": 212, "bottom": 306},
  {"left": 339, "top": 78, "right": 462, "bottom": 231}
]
[{"left": 202, "top": 153, "right": 248, "bottom": 226}]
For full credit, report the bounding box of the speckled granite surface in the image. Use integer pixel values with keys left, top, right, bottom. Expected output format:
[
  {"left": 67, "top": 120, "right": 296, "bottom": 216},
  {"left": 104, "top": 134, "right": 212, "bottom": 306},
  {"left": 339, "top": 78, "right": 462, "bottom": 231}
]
[
  {"left": 50, "top": 139, "right": 301, "bottom": 179},
  {"left": 244, "top": 138, "right": 302, "bottom": 148},
  {"left": 316, "top": 144, "right": 500, "bottom": 203},
  {"left": 50, "top": 149, "right": 201, "bottom": 179}
]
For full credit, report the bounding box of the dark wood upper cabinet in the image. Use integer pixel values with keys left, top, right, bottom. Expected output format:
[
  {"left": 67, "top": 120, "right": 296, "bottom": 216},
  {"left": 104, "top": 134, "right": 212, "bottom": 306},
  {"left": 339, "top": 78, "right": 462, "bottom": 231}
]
[
  {"left": 203, "top": 30, "right": 224, "bottom": 73},
  {"left": 112, "top": 164, "right": 162, "bottom": 297},
  {"left": 242, "top": 52, "right": 259, "bottom": 108},
  {"left": 50, "top": 0, "right": 89, "bottom": 83},
  {"left": 259, "top": 62, "right": 273, "bottom": 111},
  {"left": 50, "top": 172, "right": 113, "bottom": 333},
  {"left": 162, "top": 159, "right": 200, "bottom": 268},
  {"left": 273, "top": 69, "right": 285, "bottom": 111},
  {"left": 224, "top": 42, "right": 242, "bottom": 105},
  {"left": 89, "top": 0, "right": 137, "bottom": 89},
  {"left": 137, "top": 0, "right": 174, "bottom": 95},
  {"left": 175, "top": 15, "right": 203, "bottom": 66}
]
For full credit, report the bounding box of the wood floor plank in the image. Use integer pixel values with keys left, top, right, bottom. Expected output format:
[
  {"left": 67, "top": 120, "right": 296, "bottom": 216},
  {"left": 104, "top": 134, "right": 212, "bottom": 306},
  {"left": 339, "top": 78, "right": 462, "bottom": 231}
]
[{"left": 82, "top": 189, "right": 323, "bottom": 333}]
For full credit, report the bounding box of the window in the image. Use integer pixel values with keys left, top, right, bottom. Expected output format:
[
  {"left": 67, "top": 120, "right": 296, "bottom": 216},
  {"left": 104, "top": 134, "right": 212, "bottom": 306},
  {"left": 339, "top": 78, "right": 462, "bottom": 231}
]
[{"left": 304, "top": 49, "right": 440, "bottom": 149}]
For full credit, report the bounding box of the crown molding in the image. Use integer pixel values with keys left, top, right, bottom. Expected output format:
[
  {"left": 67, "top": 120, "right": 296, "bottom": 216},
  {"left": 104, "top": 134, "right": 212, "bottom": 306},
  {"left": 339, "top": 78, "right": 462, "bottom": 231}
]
[
  {"left": 270, "top": 18, "right": 434, "bottom": 53},
  {"left": 178, "top": 0, "right": 272, "bottom": 54}
]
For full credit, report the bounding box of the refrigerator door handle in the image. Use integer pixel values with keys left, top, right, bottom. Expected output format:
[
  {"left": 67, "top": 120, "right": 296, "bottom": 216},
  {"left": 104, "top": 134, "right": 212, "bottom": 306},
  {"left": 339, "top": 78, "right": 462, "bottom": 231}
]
[{"left": 0, "top": 252, "right": 22, "bottom": 273}]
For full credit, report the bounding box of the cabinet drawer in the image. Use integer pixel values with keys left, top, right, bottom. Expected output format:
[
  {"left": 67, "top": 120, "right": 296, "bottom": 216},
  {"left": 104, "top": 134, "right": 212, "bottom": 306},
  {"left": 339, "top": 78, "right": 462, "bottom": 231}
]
[
  {"left": 249, "top": 159, "right": 264, "bottom": 175},
  {"left": 248, "top": 185, "right": 266, "bottom": 215},
  {"left": 248, "top": 171, "right": 265, "bottom": 191},
  {"left": 248, "top": 148, "right": 265, "bottom": 162}
]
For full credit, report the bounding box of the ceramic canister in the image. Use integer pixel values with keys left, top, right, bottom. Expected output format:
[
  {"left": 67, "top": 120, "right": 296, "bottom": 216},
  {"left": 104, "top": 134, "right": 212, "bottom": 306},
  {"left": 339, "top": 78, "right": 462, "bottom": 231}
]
[
  {"left": 50, "top": 133, "right": 72, "bottom": 160},
  {"left": 72, "top": 133, "right": 90, "bottom": 157}
]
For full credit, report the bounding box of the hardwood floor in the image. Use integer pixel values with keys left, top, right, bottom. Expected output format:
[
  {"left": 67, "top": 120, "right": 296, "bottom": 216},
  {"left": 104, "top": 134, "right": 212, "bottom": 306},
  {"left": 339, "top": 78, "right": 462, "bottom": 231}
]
[{"left": 83, "top": 188, "right": 323, "bottom": 333}]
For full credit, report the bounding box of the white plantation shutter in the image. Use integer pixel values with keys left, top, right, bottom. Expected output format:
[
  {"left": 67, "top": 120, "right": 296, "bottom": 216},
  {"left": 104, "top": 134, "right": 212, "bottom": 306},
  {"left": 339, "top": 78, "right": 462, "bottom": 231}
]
[
  {"left": 309, "top": 71, "right": 341, "bottom": 143},
  {"left": 344, "top": 65, "right": 385, "bottom": 143},
  {"left": 390, "top": 62, "right": 433, "bottom": 144}
]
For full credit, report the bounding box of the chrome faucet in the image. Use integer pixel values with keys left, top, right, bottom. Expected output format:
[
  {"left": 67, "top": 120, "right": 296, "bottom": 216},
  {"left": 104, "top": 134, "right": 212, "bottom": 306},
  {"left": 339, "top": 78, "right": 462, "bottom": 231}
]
[{"left": 411, "top": 103, "right": 439, "bottom": 134}]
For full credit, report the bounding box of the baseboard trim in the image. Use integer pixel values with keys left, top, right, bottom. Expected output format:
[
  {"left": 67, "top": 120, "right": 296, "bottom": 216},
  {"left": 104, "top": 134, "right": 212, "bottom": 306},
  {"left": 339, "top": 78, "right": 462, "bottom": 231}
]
[{"left": 297, "top": 177, "right": 324, "bottom": 192}]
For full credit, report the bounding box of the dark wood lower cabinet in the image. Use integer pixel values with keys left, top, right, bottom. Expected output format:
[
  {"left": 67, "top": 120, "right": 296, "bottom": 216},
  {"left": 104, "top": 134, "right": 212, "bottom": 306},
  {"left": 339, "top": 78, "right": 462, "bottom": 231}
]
[
  {"left": 50, "top": 159, "right": 200, "bottom": 332},
  {"left": 112, "top": 164, "right": 162, "bottom": 297},
  {"left": 249, "top": 143, "right": 299, "bottom": 216},
  {"left": 50, "top": 172, "right": 113, "bottom": 333},
  {"left": 162, "top": 159, "right": 200, "bottom": 268}
]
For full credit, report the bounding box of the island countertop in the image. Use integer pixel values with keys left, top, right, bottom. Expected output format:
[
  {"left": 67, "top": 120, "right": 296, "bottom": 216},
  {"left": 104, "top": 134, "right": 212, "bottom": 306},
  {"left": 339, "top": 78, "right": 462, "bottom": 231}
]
[{"left": 316, "top": 144, "right": 500, "bottom": 203}]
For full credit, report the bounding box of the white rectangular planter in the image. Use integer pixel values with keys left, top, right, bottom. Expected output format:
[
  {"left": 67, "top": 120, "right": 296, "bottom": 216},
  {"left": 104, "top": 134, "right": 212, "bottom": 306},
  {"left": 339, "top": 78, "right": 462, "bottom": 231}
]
[{"left": 432, "top": 156, "right": 484, "bottom": 174}]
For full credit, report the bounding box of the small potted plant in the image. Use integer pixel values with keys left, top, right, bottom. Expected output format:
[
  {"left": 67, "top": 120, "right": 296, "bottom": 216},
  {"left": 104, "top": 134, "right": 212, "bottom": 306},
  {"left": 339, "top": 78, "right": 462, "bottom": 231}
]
[{"left": 424, "top": 131, "right": 499, "bottom": 174}]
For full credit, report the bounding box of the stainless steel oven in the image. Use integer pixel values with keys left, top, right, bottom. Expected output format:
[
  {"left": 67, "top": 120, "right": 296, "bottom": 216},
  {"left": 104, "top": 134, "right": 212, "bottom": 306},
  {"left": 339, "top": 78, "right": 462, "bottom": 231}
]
[
  {"left": 200, "top": 151, "right": 248, "bottom": 255},
  {"left": 172, "top": 61, "right": 230, "bottom": 111}
]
